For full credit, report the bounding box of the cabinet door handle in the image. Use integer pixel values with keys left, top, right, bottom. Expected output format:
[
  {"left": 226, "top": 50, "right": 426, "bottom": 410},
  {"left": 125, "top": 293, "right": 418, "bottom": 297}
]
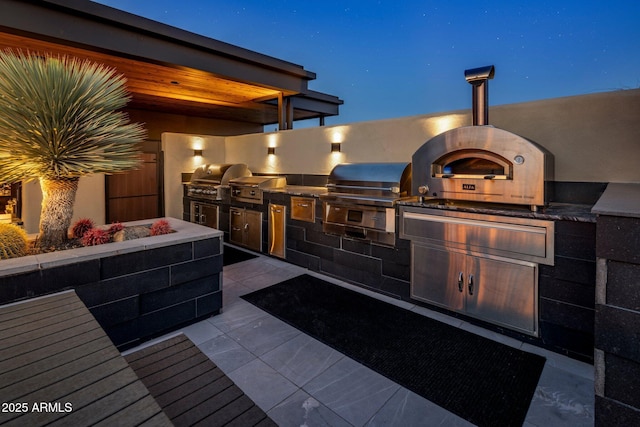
[
  {"left": 201, "top": 214, "right": 206, "bottom": 223},
  {"left": 468, "top": 274, "right": 474, "bottom": 296},
  {"left": 457, "top": 272, "right": 464, "bottom": 292}
]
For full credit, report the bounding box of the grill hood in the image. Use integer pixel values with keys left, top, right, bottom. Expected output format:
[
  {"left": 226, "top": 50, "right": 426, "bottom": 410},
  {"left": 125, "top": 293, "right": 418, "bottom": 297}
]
[
  {"left": 191, "top": 163, "right": 251, "bottom": 185},
  {"left": 322, "top": 162, "right": 412, "bottom": 207}
]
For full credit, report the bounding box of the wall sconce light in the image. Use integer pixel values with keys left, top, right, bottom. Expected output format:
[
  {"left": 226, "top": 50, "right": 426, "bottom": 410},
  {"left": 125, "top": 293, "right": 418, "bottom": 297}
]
[
  {"left": 331, "top": 143, "right": 341, "bottom": 153},
  {"left": 267, "top": 147, "right": 276, "bottom": 155},
  {"left": 193, "top": 149, "right": 203, "bottom": 157}
]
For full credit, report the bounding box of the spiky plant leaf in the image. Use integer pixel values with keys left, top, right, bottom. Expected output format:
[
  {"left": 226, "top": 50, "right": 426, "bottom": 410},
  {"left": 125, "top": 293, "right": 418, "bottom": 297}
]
[{"left": 0, "top": 49, "right": 146, "bottom": 183}]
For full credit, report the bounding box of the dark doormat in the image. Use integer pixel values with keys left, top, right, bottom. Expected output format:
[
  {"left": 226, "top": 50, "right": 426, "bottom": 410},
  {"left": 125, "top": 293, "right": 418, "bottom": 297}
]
[
  {"left": 223, "top": 245, "right": 258, "bottom": 266},
  {"left": 242, "top": 274, "right": 546, "bottom": 427}
]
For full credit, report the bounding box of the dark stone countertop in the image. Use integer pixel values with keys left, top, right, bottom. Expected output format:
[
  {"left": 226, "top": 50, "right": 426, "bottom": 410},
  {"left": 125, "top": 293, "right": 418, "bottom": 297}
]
[{"left": 397, "top": 197, "right": 596, "bottom": 223}]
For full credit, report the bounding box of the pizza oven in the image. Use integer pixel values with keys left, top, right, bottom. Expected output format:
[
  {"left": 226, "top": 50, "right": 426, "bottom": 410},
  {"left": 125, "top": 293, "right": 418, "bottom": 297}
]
[{"left": 412, "top": 65, "right": 554, "bottom": 211}]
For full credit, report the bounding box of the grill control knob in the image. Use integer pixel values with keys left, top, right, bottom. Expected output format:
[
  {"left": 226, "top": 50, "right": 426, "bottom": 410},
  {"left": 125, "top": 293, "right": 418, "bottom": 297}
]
[{"left": 418, "top": 185, "right": 429, "bottom": 195}]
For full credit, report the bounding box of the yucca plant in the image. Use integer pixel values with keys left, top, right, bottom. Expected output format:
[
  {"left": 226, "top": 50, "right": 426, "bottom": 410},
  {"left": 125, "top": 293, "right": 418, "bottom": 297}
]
[{"left": 0, "top": 50, "right": 146, "bottom": 249}]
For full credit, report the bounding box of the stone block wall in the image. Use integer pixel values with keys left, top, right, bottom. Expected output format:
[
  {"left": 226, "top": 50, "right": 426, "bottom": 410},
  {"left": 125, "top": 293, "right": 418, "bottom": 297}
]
[
  {"left": 0, "top": 220, "right": 223, "bottom": 351},
  {"left": 595, "top": 214, "right": 640, "bottom": 425},
  {"left": 274, "top": 193, "right": 411, "bottom": 300},
  {"left": 539, "top": 219, "right": 596, "bottom": 362}
]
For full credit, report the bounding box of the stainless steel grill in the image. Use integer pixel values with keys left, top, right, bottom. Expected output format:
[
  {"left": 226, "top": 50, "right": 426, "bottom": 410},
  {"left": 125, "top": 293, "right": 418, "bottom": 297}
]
[
  {"left": 186, "top": 163, "right": 251, "bottom": 202},
  {"left": 320, "top": 162, "right": 411, "bottom": 246},
  {"left": 229, "top": 176, "right": 287, "bottom": 204}
]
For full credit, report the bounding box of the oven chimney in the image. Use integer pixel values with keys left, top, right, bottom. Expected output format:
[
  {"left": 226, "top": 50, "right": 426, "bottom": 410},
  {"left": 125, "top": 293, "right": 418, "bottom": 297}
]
[{"left": 464, "top": 65, "right": 495, "bottom": 126}]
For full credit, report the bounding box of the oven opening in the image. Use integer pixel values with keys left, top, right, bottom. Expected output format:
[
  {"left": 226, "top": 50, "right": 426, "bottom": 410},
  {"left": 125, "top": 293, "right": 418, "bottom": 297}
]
[{"left": 432, "top": 149, "right": 512, "bottom": 180}]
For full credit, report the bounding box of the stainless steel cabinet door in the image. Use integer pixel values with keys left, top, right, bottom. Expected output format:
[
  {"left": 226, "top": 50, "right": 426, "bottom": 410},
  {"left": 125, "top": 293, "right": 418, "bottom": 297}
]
[
  {"left": 466, "top": 256, "right": 538, "bottom": 334},
  {"left": 411, "top": 244, "right": 465, "bottom": 311},
  {"left": 200, "top": 204, "right": 219, "bottom": 229},
  {"left": 244, "top": 209, "right": 263, "bottom": 252}
]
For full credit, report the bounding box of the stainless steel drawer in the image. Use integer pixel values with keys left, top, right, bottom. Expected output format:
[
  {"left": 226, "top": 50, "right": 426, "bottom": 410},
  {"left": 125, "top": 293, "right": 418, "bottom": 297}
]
[
  {"left": 291, "top": 197, "right": 315, "bottom": 223},
  {"left": 400, "top": 207, "right": 554, "bottom": 265}
]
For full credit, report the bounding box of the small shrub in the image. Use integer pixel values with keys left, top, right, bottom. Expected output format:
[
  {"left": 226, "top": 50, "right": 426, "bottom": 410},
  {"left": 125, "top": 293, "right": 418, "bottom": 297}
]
[
  {"left": 71, "top": 218, "right": 95, "bottom": 239},
  {"left": 0, "top": 223, "right": 28, "bottom": 259},
  {"left": 107, "top": 222, "right": 124, "bottom": 235},
  {"left": 81, "top": 228, "right": 111, "bottom": 246},
  {"left": 150, "top": 219, "right": 172, "bottom": 236}
]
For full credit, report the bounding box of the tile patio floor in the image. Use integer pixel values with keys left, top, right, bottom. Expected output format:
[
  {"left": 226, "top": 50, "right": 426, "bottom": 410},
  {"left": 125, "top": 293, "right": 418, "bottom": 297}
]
[{"left": 125, "top": 246, "right": 595, "bottom": 426}]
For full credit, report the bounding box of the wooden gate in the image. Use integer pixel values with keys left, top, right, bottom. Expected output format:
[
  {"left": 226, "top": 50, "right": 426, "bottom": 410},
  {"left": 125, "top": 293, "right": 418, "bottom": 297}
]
[{"left": 106, "top": 140, "right": 163, "bottom": 223}]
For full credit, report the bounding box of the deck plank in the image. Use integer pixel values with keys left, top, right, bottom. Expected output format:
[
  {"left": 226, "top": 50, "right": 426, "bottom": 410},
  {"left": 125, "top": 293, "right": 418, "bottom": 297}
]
[
  {"left": 137, "top": 356, "right": 214, "bottom": 393},
  {"left": 0, "top": 340, "right": 121, "bottom": 401},
  {"left": 190, "top": 394, "right": 254, "bottom": 427},
  {"left": 126, "top": 333, "right": 277, "bottom": 426},
  {"left": 0, "top": 291, "right": 77, "bottom": 321},
  {"left": 225, "top": 404, "right": 279, "bottom": 427},
  {"left": 0, "top": 301, "right": 93, "bottom": 337},
  {"left": 0, "top": 328, "right": 110, "bottom": 387},
  {"left": 0, "top": 290, "right": 171, "bottom": 427},
  {"left": 92, "top": 395, "right": 168, "bottom": 427},
  {"left": 0, "top": 316, "right": 102, "bottom": 362}
]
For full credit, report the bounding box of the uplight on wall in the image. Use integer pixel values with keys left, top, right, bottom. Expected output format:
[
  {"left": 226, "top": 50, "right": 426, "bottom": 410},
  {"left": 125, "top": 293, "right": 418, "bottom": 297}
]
[
  {"left": 193, "top": 149, "right": 203, "bottom": 157},
  {"left": 267, "top": 146, "right": 276, "bottom": 155},
  {"left": 331, "top": 143, "right": 341, "bottom": 153}
]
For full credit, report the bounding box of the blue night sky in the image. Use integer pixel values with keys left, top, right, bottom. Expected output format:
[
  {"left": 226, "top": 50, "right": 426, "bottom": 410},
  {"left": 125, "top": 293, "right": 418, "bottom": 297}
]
[{"left": 93, "top": 1, "right": 640, "bottom": 126}]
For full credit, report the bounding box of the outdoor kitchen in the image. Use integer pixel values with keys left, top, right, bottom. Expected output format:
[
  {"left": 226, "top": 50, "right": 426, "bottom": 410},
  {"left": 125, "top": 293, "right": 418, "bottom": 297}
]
[
  {"left": 175, "top": 66, "right": 629, "bottom": 364},
  {"left": 1, "top": 1, "right": 639, "bottom": 424},
  {"left": 169, "top": 67, "right": 640, "bottom": 424},
  {"left": 0, "top": 0, "right": 640, "bottom": 427}
]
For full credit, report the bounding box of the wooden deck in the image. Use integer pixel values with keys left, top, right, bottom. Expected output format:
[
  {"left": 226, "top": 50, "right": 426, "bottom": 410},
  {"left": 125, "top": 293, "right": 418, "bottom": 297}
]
[
  {"left": 125, "top": 334, "right": 277, "bottom": 427},
  {"left": 0, "top": 290, "right": 171, "bottom": 426}
]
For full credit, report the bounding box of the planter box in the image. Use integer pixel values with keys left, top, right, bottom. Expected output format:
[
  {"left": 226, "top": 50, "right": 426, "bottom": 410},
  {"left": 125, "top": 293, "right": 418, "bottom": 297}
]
[{"left": 0, "top": 218, "right": 223, "bottom": 350}]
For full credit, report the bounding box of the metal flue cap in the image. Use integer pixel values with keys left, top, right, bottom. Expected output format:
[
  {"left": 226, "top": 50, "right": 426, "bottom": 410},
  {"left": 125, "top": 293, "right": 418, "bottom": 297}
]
[{"left": 464, "top": 65, "right": 495, "bottom": 83}]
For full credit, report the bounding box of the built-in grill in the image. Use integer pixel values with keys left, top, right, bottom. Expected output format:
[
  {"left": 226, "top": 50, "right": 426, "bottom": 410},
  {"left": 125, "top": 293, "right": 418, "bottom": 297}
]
[
  {"left": 320, "top": 162, "right": 411, "bottom": 246},
  {"left": 186, "top": 163, "right": 251, "bottom": 202},
  {"left": 229, "top": 176, "right": 287, "bottom": 204},
  {"left": 412, "top": 65, "right": 553, "bottom": 212}
]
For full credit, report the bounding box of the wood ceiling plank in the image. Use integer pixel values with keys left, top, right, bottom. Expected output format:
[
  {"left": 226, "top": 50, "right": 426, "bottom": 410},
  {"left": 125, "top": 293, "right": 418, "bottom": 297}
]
[{"left": 0, "top": 32, "right": 288, "bottom": 121}]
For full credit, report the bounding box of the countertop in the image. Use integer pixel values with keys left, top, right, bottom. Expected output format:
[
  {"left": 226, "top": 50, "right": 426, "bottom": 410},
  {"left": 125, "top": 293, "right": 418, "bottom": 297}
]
[
  {"left": 266, "top": 185, "right": 328, "bottom": 197},
  {"left": 397, "top": 197, "right": 596, "bottom": 222},
  {"left": 265, "top": 187, "right": 597, "bottom": 222},
  {"left": 591, "top": 182, "right": 640, "bottom": 218}
]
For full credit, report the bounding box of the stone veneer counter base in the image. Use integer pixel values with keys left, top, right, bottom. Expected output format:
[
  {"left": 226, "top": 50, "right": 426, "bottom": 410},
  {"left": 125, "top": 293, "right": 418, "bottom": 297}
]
[{"left": 592, "top": 183, "right": 640, "bottom": 425}]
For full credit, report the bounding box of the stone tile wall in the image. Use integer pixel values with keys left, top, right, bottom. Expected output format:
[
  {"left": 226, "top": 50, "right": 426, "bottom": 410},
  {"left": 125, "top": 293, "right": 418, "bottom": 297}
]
[{"left": 595, "top": 215, "right": 640, "bottom": 425}]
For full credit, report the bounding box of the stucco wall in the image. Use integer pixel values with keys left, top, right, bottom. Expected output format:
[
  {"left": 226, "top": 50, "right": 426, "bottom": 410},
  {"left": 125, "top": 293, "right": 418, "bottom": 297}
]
[
  {"left": 21, "top": 89, "right": 640, "bottom": 230},
  {"left": 162, "top": 133, "right": 226, "bottom": 219},
  {"left": 225, "top": 89, "right": 640, "bottom": 183},
  {"left": 22, "top": 175, "right": 106, "bottom": 235}
]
